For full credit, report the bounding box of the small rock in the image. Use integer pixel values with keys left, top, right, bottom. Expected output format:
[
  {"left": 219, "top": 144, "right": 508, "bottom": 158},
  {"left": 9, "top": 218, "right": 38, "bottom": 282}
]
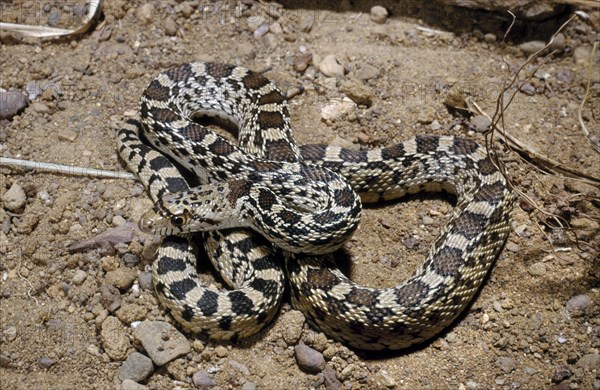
[
  {"left": 163, "top": 17, "right": 177, "bottom": 36},
  {"left": 101, "top": 316, "right": 131, "bottom": 361},
  {"left": 356, "top": 64, "right": 380, "bottom": 81},
  {"left": 138, "top": 272, "right": 153, "bottom": 290},
  {"left": 134, "top": 321, "right": 191, "bottom": 366},
  {"left": 0, "top": 90, "right": 28, "bottom": 119},
  {"left": 549, "top": 384, "right": 570, "bottom": 390},
  {"left": 57, "top": 129, "right": 78, "bottom": 142},
  {"left": 422, "top": 216, "right": 434, "bottom": 225},
  {"left": 30, "top": 102, "right": 50, "bottom": 114},
  {"left": 215, "top": 345, "right": 228, "bottom": 358},
  {"left": 322, "top": 364, "right": 341, "bottom": 390},
  {"left": 566, "top": 294, "right": 592, "bottom": 312},
  {"left": 573, "top": 46, "right": 592, "bottom": 65},
  {"left": 38, "top": 356, "right": 56, "bottom": 369},
  {"left": 375, "top": 370, "right": 396, "bottom": 388},
  {"left": 254, "top": 23, "right": 269, "bottom": 37},
  {"left": 295, "top": 344, "right": 325, "bottom": 374},
  {"left": 496, "top": 356, "right": 516, "bottom": 373},
  {"left": 0, "top": 353, "right": 10, "bottom": 368},
  {"left": 465, "top": 380, "right": 478, "bottom": 390},
  {"left": 505, "top": 242, "right": 520, "bottom": 253},
  {"left": 120, "top": 379, "right": 148, "bottom": 390},
  {"left": 112, "top": 215, "right": 127, "bottom": 227},
  {"left": 552, "top": 365, "right": 572, "bottom": 383},
  {"left": 527, "top": 262, "right": 547, "bottom": 276},
  {"left": 281, "top": 310, "right": 306, "bottom": 345},
  {"left": 370, "top": 6, "right": 389, "bottom": 24},
  {"left": 300, "top": 15, "right": 314, "bottom": 33},
  {"left": 549, "top": 33, "right": 566, "bottom": 52},
  {"left": 137, "top": 3, "right": 155, "bottom": 25},
  {"left": 3, "top": 183, "right": 27, "bottom": 212},
  {"left": 192, "top": 370, "right": 216, "bottom": 389},
  {"left": 470, "top": 115, "right": 491, "bottom": 133},
  {"left": 576, "top": 354, "right": 600, "bottom": 371},
  {"left": 100, "top": 284, "right": 122, "bottom": 312},
  {"left": 116, "top": 303, "right": 148, "bottom": 324},
  {"left": 321, "top": 98, "right": 356, "bottom": 122},
  {"left": 123, "top": 253, "right": 140, "bottom": 267},
  {"left": 117, "top": 352, "right": 154, "bottom": 382},
  {"left": 293, "top": 53, "right": 313, "bottom": 72},
  {"left": 519, "top": 40, "right": 546, "bottom": 55},
  {"left": 242, "top": 382, "right": 256, "bottom": 390},
  {"left": 340, "top": 79, "right": 374, "bottom": 106},
  {"left": 483, "top": 33, "right": 496, "bottom": 43},
  {"left": 106, "top": 267, "right": 138, "bottom": 290},
  {"left": 318, "top": 55, "right": 344, "bottom": 78},
  {"left": 72, "top": 270, "right": 87, "bottom": 286},
  {"left": 229, "top": 360, "right": 250, "bottom": 376}
]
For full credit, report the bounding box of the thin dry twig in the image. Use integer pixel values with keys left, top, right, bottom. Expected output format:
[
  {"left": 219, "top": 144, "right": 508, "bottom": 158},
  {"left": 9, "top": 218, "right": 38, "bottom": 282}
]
[{"left": 578, "top": 40, "right": 600, "bottom": 154}]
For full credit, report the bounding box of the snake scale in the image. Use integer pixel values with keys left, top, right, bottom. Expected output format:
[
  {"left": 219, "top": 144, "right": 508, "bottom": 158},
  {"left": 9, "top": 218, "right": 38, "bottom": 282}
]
[{"left": 117, "top": 62, "right": 514, "bottom": 350}]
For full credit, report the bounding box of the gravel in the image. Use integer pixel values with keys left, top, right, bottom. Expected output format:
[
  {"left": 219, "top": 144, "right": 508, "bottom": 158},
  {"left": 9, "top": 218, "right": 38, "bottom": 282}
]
[
  {"left": 565, "top": 294, "right": 592, "bottom": 312},
  {"left": 281, "top": 310, "right": 305, "bottom": 345},
  {"left": 133, "top": 321, "right": 191, "bottom": 366},
  {"left": 294, "top": 344, "right": 325, "bottom": 374},
  {"left": 496, "top": 356, "right": 516, "bottom": 373},
  {"left": 551, "top": 365, "right": 572, "bottom": 383},
  {"left": 117, "top": 352, "right": 154, "bottom": 382},
  {"left": 137, "top": 272, "right": 153, "bottom": 290},
  {"left": 72, "top": 270, "right": 87, "bottom": 286}
]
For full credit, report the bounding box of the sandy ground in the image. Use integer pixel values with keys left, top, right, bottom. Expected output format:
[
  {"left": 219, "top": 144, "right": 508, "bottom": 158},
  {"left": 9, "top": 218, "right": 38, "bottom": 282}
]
[{"left": 1, "top": 1, "right": 599, "bottom": 389}]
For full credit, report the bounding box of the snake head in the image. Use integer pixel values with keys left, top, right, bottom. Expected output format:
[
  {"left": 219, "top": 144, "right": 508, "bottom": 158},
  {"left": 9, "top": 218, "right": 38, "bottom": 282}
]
[{"left": 139, "top": 207, "right": 191, "bottom": 235}]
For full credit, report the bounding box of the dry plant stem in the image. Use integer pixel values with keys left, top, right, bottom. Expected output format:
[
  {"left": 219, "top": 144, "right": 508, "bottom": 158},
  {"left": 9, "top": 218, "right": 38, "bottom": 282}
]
[{"left": 578, "top": 41, "right": 600, "bottom": 154}]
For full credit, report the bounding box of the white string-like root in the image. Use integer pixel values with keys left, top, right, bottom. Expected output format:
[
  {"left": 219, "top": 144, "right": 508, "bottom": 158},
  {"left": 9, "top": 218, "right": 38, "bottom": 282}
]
[{"left": 0, "top": 157, "right": 136, "bottom": 180}]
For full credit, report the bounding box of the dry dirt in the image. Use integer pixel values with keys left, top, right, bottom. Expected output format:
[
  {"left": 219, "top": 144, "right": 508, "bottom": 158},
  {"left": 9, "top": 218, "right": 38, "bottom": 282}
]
[{"left": 1, "top": 1, "right": 599, "bottom": 390}]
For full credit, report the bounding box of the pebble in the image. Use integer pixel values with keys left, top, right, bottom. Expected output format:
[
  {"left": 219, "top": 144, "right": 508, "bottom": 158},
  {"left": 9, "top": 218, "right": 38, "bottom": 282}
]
[
  {"left": 0, "top": 90, "right": 28, "bottom": 119},
  {"left": 552, "top": 365, "right": 572, "bottom": 383},
  {"left": 483, "top": 33, "right": 496, "bottom": 43},
  {"left": 192, "top": 370, "right": 216, "bottom": 389},
  {"left": 242, "top": 382, "right": 257, "bottom": 390},
  {"left": 576, "top": 354, "right": 600, "bottom": 371},
  {"left": 470, "top": 115, "right": 492, "bottom": 133},
  {"left": 465, "top": 380, "right": 478, "bottom": 389},
  {"left": 57, "top": 129, "right": 78, "bottom": 142},
  {"left": 112, "top": 215, "right": 127, "bottom": 227},
  {"left": 422, "top": 216, "right": 434, "bottom": 225},
  {"left": 116, "top": 303, "right": 148, "bottom": 324},
  {"left": 138, "top": 272, "right": 153, "bottom": 290},
  {"left": 163, "top": 17, "right": 177, "bottom": 36},
  {"left": 375, "top": 370, "right": 396, "bottom": 388},
  {"left": 356, "top": 64, "right": 380, "bottom": 81},
  {"left": 293, "top": 53, "right": 313, "bottom": 72},
  {"left": 123, "top": 253, "right": 140, "bottom": 268},
  {"left": 38, "top": 356, "right": 56, "bottom": 369},
  {"left": 30, "top": 102, "right": 50, "bottom": 114},
  {"left": 318, "top": 55, "right": 344, "bottom": 77},
  {"left": 72, "top": 270, "right": 87, "bottom": 286},
  {"left": 505, "top": 242, "right": 520, "bottom": 253},
  {"left": 518, "top": 40, "right": 546, "bottom": 55},
  {"left": 573, "top": 46, "right": 592, "bottom": 65},
  {"left": 281, "top": 310, "right": 306, "bottom": 345},
  {"left": 370, "top": 6, "right": 389, "bottom": 24},
  {"left": 294, "top": 344, "right": 325, "bottom": 374},
  {"left": 134, "top": 321, "right": 191, "bottom": 366},
  {"left": 549, "top": 33, "right": 566, "bottom": 52},
  {"left": 105, "top": 267, "right": 138, "bottom": 290},
  {"left": 527, "top": 262, "right": 547, "bottom": 276},
  {"left": 0, "top": 353, "right": 10, "bottom": 368},
  {"left": 322, "top": 364, "right": 341, "bottom": 389},
  {"left": 566, "top": 294, "right": 592, "bottom": 312},
  {"left": 300, "top": 15, "right": 314, "bottom": 33},
  {"left": 340, "top": 79, "right": 374, "bottom": 106},
  {"left": 137, "top": 3, "right": 155, "bottom": 25},
  {"left": 117, "top": 352, "right": 154, "bottom": 382},
  {"left": 101, "top": 316, "right": 131, "bottom": 361},
  {"left": 496, "top": 356, "right": 516, "bottom": 373},
  {"left": 321, "top": 98, "right": 356, "bottom": 122},
  {"left": 3, "top": 183, "right": 27, "bottom": 212},
  {"left": 229, "top": 360, "right": 250, "bottom": 376},
  {"left": 120, "top": 379, "right": 148, "bottom": 390},
  {"left": 100, "top": 284, "right": 122, "bottom": 312},
  {"left": 215, "top": 345, "right": 228, "bottom": 358}
]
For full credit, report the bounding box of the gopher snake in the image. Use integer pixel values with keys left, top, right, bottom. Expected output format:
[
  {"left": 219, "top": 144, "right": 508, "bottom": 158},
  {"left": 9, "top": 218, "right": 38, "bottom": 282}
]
[{"left": 117, "top": 62, "right": 514, "bottom": 350}]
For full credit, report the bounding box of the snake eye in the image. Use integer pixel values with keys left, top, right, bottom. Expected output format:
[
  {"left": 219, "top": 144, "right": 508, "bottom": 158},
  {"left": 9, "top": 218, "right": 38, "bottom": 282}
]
[{"left": 170, "top": 215, "right": 186, "bottom": 226}]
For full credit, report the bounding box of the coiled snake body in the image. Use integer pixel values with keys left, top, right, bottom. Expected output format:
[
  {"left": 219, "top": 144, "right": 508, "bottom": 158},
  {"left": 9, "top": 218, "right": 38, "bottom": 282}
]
[{"left": 117, "top": 62, "right": 514, "bottom": 350}]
